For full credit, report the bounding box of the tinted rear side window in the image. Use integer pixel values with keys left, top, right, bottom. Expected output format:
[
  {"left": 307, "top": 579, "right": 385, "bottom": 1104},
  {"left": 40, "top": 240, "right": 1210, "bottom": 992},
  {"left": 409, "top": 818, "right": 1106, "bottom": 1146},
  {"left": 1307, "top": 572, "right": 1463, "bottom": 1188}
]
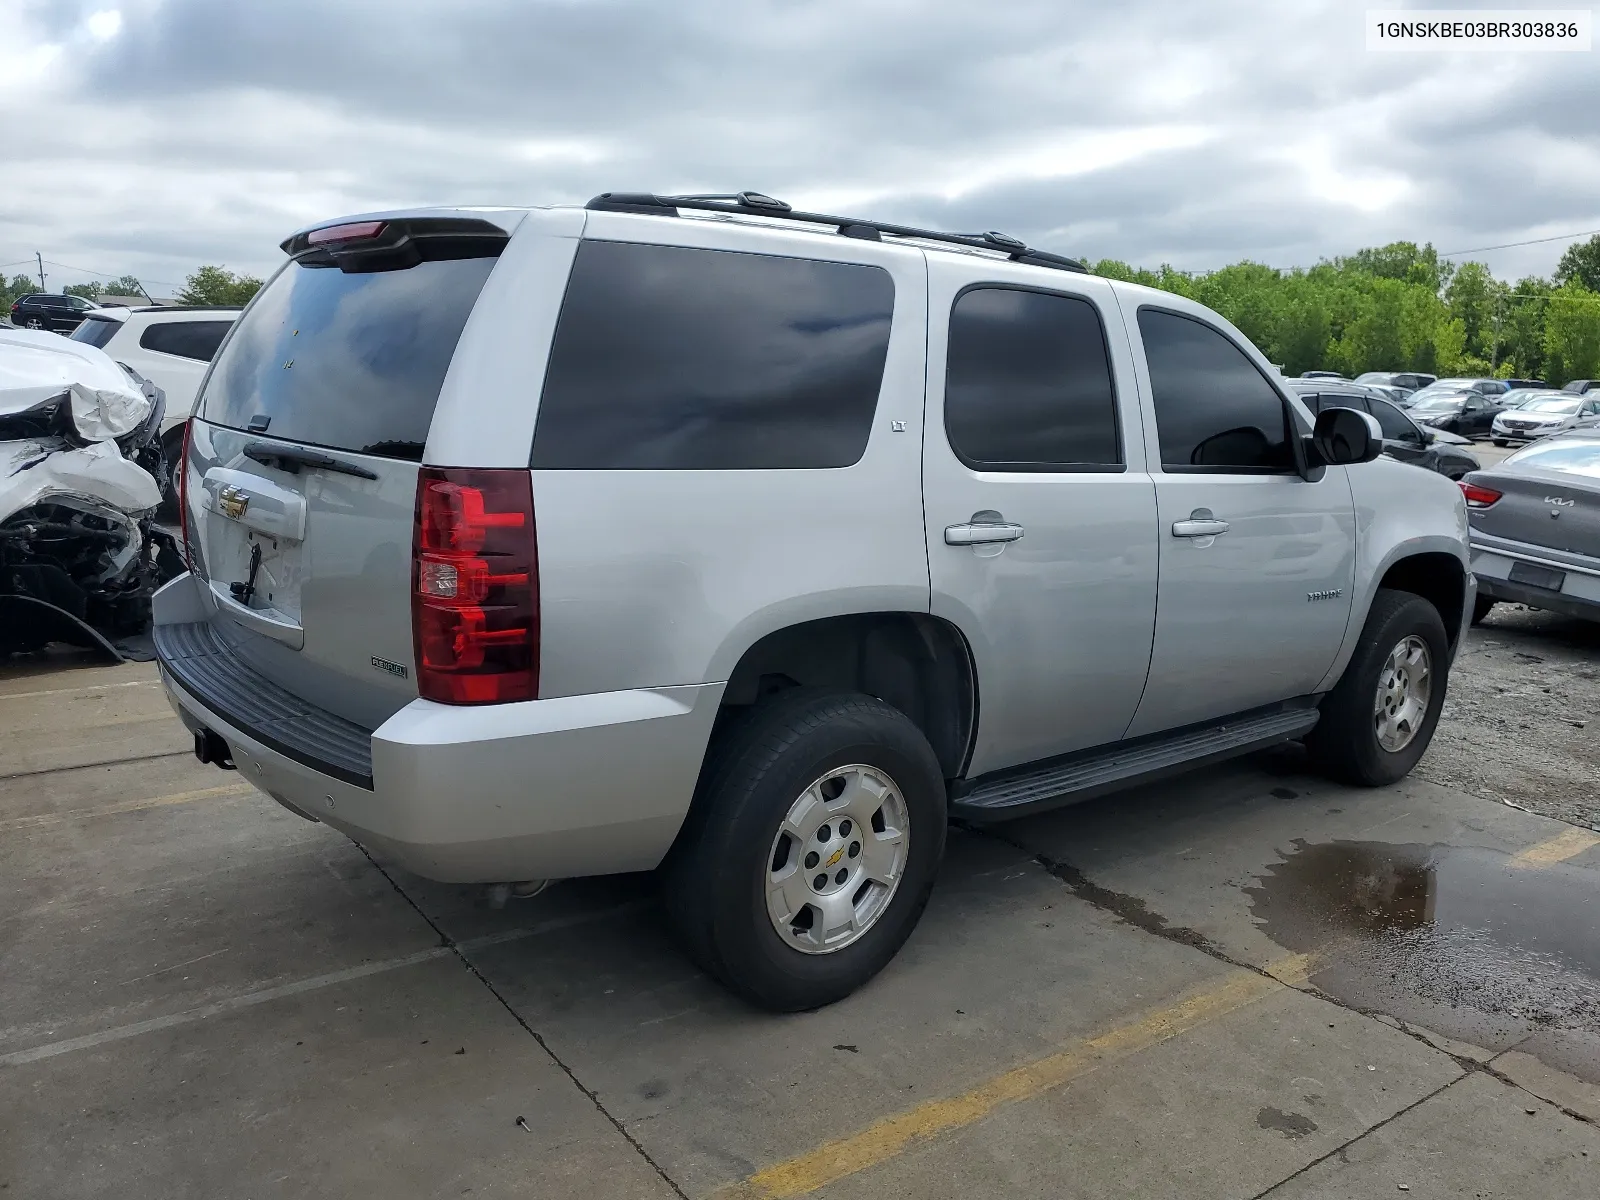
[
  {"left": 944, "top": 286, "right": 1120, "bottom": 470},
  {"left": 200, "top": 256, "right": 496, "bottom": 459},
  {"left": 69, "top": 316, "right": 120, "bottom": 348},
  {"left": 1138, "top": 308, "right": 1293, "bottom": 471},
  {"left": 139, "top": 319, "right": 233, "bottom": 361},
  {"left": 533, "top": 241, "right": 894, "bottom": 470}
]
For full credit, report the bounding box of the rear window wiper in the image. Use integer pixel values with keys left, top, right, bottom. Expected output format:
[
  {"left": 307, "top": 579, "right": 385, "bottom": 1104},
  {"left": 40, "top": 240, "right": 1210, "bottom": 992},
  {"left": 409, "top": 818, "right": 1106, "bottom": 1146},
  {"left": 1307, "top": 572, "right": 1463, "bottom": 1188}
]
[{"left": 243, "top": 442, "right": 379, "bottom": 480}]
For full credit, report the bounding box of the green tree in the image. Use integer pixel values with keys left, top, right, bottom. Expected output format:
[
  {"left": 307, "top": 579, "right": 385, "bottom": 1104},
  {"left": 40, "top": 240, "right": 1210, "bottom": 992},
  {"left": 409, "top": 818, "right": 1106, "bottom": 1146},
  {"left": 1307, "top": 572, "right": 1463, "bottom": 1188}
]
[
  {"left": 1542, "top": 282, "right": 1600, "bottom": 385},
  {"left": 177, "top": 265, "right": 263, "bottom": 306},
  {"left": 1554, "top": 235, "right": 1600, "bottom": 293},
  {"left": 63, "top": 282, "right": 103, "bottom": 300},
  {"left": 1497, "top": 278, "right": 1553, "bottom": 379},
  {"left": 1444, "top": 261, "right": 1504, "bottom": 361},
  {"left": 1, "top": 272, "right": 42, "bottom": 312},
  {"left": 1339, "top": 241, "right": 1451, "bottom": 292}
]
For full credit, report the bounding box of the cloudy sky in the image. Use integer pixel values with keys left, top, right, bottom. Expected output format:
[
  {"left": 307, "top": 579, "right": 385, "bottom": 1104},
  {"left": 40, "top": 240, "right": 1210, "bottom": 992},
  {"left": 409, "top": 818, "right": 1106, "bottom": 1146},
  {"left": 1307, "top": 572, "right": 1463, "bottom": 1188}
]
[{"left": 3, "top": 0, "right": 1597, "bottom": 296}]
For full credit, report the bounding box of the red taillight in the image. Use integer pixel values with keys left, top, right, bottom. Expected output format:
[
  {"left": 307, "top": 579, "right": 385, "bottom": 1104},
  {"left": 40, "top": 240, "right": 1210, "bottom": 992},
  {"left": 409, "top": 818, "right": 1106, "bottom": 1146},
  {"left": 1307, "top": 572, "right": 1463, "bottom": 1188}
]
[
  {"left": 1459, "top": 482, "right": 1502, "bottom": 508},
  {"left": 177, "top": 419, "right": 194, "bottom": 568},
  {"left": 306, "top": 220, "right": 386, "bottom": 246},
  {"left": 411, "top": 467, "right": 538, "bottom": 704}
]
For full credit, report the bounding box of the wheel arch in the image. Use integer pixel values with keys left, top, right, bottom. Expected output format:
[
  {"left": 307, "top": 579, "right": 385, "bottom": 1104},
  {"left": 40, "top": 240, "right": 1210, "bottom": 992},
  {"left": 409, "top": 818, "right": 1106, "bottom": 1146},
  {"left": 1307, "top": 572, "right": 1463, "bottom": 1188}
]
[
  {"left": 1316, "top": 536, "right": 1472, "bottom": 693},
  {"left": 712, "top": 611, "right": 978, "bottom": 782}
]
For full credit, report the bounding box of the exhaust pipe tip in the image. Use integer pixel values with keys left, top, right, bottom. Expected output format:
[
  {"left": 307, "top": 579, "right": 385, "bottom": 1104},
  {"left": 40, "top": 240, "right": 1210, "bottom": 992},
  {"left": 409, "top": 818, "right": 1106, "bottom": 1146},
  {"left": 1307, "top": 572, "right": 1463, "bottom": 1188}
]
[{"left": 485, "top": 880, "right": 551, "bottom": 910}]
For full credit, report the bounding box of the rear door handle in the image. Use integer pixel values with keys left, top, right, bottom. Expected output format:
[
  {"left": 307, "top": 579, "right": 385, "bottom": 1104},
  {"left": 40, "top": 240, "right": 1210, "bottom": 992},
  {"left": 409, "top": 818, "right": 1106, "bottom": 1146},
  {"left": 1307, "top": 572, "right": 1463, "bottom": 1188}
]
[
  {"left": 1172, "top": 519, "right": 1230, "bottom": 538},
  {"left": 945, "top": 522, "right": 1025, "bottom": 546}
]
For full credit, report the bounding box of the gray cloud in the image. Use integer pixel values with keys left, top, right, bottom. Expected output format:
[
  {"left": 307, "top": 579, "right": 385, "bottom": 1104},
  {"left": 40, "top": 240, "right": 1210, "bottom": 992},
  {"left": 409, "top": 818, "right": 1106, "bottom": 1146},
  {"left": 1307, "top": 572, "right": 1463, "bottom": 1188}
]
[{"left": 3, "top": 0, "right": 1596, "bottom": 295}]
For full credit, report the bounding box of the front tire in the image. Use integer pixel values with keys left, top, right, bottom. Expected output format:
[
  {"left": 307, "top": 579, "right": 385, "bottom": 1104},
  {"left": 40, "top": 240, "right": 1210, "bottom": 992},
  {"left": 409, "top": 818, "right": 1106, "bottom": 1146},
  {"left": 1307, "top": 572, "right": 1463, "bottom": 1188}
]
[
  {"left": 1309, "top": 589, "right": 1450, "bottom": 786},
  {"left": 1492, "top": 438, "right": 1507, "bottom": 447},
  {"left": 662, "top": 690, "right": 947, "bottom": 1011},
  {"left": 1472, "top": 595, "right": 1495, "bottom": 624}
]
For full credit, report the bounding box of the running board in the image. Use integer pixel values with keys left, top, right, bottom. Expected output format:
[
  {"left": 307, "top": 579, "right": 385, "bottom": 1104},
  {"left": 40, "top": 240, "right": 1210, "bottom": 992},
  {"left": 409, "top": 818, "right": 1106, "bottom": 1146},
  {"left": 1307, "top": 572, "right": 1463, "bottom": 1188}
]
[{"left": 952, "top": 704, "right": 1320, "bottom": 821}]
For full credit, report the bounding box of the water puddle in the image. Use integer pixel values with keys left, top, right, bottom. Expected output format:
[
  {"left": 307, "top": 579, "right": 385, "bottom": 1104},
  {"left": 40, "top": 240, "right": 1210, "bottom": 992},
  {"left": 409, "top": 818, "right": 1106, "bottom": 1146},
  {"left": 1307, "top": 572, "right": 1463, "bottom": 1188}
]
[{"left": 1247, "top": 841, "right": 1600, "bottom": 1081}]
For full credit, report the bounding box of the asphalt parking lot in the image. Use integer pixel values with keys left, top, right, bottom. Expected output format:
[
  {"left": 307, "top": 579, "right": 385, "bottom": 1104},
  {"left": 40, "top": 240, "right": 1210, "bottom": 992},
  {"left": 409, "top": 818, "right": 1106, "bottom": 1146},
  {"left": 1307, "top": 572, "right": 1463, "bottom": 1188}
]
[{"left": 4, "top": 626, "right": 1598, "bottom": 1199}]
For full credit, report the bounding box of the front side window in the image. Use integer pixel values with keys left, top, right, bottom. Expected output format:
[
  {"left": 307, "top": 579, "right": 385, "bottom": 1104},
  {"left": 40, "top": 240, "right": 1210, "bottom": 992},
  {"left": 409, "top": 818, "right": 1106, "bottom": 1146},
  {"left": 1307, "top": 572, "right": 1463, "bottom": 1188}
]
[
  {"left": 534, "top": 241, "right": 894, "bottom": 470},
  {"left": 943, "top": 286, "right": 1121, "bottom": 470},
  {"left": 1138, "top": 308, "right": 1293, "bottom": 471},
  {"left": 1369, "top": 398, "right": 1419, "bottom": 441}
]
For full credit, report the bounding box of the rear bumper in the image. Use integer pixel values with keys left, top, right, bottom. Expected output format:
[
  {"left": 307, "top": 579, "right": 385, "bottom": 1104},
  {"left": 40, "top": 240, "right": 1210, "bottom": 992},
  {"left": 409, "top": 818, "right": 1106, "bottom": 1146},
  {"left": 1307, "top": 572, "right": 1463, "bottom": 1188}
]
[
  {"left": 1471, "top": 537, "right": 1600, "bottom": 623},
  {"left": 153, "top": 574, "right": 724, "bottom": 882}
]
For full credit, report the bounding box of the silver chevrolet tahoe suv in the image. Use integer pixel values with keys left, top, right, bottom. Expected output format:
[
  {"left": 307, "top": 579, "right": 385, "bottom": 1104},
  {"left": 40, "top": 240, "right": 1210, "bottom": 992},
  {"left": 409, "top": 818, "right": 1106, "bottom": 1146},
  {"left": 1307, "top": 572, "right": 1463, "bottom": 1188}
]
[{"left": 156, "top": 193, "right": 1473, "bottom": 1010}]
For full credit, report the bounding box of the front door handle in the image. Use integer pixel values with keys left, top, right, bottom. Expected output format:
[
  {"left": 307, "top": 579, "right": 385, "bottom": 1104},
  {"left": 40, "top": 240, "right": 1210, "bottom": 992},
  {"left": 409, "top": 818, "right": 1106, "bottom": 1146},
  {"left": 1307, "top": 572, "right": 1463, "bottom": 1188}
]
[
  {"left": 1172, "top": 518, "right": 1230, "bottom": 538},
  {"left": 945, "top": 521, "right": 1025, "bottom": 546}
]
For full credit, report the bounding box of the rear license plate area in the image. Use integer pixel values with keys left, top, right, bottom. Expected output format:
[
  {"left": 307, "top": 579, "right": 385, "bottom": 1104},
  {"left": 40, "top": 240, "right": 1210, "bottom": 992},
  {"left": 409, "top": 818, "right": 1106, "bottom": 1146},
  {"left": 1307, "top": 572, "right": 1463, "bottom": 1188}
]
[{"left": 1509, "top": 562, "right": 1566, "bottom": 592}]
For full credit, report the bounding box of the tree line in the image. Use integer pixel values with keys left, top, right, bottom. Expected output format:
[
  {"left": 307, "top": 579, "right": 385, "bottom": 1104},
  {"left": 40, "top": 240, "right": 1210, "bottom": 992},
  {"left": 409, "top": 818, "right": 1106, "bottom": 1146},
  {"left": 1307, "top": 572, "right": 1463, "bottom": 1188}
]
[
  {"left": 1092, "top": 234, "right": 1600, "bottom": 385},
  {"left": 1, "top": 265, "right": 263, "bottom": 311}
]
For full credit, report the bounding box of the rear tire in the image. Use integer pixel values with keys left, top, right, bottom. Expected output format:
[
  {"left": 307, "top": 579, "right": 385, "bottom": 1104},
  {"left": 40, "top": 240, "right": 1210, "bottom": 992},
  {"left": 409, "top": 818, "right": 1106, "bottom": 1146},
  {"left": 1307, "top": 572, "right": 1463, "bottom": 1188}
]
[
  {"left": 662, "top": 689, "right": 947, "bottom": 1011},
  {"left": 1493, "top": 439, "right": 1507, "bottom": 447},
  {"left": 1309, "top": 589, "right": 1450, "bottom": 787},
  {"left": 157, "top": 425, "right": 185, "bottom": 523}
]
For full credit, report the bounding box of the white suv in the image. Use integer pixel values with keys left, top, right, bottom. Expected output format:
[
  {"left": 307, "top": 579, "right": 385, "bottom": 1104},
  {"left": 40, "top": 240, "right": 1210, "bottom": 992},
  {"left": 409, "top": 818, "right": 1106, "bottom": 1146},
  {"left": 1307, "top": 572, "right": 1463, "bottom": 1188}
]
[
  {"left": 155, "top": 195, "right": 1471, "bottom": 1010},
  {"left": 70, "top": 306, "right": 240, "bottom": 461}
]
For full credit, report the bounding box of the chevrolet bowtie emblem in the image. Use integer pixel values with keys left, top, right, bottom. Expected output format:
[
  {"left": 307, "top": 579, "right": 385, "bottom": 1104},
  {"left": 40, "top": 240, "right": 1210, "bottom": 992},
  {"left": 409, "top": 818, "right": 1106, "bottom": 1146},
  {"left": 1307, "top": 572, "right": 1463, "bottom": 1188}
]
[
  {"left": 825, "top": 847, "right": 846, "bottom": 869},
  {"left": 218, "top": 486, "right": 251, "bottom": 520}
]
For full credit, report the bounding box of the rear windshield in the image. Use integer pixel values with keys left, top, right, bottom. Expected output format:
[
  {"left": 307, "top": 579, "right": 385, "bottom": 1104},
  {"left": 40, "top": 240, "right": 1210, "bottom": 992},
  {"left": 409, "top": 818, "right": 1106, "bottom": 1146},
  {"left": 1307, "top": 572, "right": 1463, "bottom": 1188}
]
[
  {"left": 1506, "top": 439, "right": 1600, "bottom": 478},
  {"left": 69, "top": 315, "right": 121, "bottom": 348},
  {"left": 199, "top": 256, "right": 496, "bottom": 459}
]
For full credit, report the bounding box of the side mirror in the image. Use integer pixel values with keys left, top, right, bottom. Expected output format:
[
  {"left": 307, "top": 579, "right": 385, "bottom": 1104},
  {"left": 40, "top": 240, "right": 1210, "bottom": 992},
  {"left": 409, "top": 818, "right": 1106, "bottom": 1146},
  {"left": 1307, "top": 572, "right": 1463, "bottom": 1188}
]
[{"left": 1309, "top": 407, "right": 1383, "bottom": 466}]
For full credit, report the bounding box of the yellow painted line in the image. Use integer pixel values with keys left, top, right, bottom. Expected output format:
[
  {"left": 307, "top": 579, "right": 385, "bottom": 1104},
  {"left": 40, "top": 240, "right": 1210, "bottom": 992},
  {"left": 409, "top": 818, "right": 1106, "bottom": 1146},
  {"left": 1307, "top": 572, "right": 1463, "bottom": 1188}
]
[
  {"left": 717, "top": 957, "right": 1310, "bottom": 1199},
  {"left": 0, "top": 783, "right": 254, "bottom": 831},
  {"left": 1510, "top": 827, "right": 1600, "bottom": 868}
]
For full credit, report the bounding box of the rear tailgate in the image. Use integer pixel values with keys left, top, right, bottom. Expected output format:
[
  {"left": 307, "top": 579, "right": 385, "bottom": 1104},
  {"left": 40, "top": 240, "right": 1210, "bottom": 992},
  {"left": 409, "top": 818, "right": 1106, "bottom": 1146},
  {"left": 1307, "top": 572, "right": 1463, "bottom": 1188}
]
[{"left": 179, "top": 214, "right": 512, "bottom": 730}]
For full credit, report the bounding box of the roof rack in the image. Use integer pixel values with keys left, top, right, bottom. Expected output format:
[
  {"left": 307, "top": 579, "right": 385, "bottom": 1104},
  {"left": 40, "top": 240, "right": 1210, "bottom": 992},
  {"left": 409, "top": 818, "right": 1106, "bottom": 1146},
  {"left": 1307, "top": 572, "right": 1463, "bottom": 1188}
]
[{"left": 585, "top": 191, "right": 1088, "bottom": 274}]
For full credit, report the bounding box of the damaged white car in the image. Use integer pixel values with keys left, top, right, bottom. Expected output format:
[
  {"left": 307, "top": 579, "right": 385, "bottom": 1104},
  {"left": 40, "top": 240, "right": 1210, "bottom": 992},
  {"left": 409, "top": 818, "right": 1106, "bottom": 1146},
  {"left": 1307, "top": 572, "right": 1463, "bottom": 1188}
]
[{"left": 0, "top": 327, "right": 177, "bottom": 658}]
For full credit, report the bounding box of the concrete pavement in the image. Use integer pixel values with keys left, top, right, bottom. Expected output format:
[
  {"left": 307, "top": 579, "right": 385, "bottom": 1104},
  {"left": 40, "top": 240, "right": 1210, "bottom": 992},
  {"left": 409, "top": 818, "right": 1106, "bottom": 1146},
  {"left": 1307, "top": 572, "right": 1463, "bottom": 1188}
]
[{"left": 3, "top": 653, "right": 1598, "bottom": 1198}]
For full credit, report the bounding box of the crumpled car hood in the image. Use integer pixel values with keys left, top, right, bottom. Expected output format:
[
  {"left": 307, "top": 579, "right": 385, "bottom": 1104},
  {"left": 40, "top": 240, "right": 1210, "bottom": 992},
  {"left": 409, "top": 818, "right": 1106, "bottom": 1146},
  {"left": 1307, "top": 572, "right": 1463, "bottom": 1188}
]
[
  {"left": 0, "top": 326, "right": 152, "bottom": 441},
  {"left": 0, "top": 437, "right": 163, "bottom": 521}
]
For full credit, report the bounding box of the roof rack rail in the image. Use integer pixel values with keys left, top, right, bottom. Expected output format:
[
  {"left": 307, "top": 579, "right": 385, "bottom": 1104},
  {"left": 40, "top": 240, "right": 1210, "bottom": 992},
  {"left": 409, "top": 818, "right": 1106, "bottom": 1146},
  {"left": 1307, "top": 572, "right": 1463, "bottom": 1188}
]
[{"left": 585, "top": 191, "right": 1088, "bottom": 274}]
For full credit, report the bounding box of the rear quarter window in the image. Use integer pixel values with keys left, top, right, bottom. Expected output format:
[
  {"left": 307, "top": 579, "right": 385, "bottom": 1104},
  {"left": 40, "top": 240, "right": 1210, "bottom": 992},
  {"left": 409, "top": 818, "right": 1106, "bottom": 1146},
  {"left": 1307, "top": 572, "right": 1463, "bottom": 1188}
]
[
  {"left": 139, "top": 319, "right": 233, "bottom": 361},
  {"left": 532, "top": 241, "right": 894, "bottom": 470},
  {"left": 199, "top": 256, "right": 496, "bottom": 460}
]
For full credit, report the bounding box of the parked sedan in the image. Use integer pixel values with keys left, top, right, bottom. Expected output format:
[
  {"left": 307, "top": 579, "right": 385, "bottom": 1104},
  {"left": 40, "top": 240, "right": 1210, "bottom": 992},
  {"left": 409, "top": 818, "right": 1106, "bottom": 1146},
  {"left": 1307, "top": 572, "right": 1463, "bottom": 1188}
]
[
  {"left": 1499, "top": 387, "right": 1560, "bottom": 411},
  {"left": 1282, "top": 381, "right": 1479, "bottom": 478},
  {"left": 1464, "top": 432, "right": 1600, "bottom": 624},
  {"left": 1354, "top": 370, "right": 1436, "bottom": 392},
  {"left": 1490, "top": 394, "right": 1600, "bottom": 445},
  {"left": 1407, "top": 389, "right": 1499, "bottom": 437},
  {"left": 1563, "top": 380, "right": 1599, "bottom": 395},
  {"left": 1401, "top": 377, "right": 1509, "bottom": 408}
]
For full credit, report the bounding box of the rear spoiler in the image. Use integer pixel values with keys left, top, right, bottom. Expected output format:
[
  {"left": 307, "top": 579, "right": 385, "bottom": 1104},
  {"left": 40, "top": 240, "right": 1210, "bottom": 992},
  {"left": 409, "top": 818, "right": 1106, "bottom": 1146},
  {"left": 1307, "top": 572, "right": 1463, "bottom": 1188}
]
[{"left": 280, "top": 216, "right": 510, "bottom": 273}]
